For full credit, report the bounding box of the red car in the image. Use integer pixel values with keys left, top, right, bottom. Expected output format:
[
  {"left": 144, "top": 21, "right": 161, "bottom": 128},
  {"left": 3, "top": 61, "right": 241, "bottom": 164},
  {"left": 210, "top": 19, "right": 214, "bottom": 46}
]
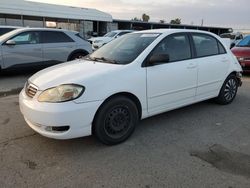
[{"left": 231, "top": 35, "right": 250, "bottom": 73}]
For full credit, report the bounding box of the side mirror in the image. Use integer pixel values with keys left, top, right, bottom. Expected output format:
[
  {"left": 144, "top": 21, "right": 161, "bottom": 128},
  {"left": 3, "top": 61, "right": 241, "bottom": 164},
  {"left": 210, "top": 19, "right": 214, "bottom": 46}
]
[
  {"left": 148, "top": 54, "right": 169, "bottom": 65},
  {"left": 5, "top": 40, "right": 16, "bottom": 45}
]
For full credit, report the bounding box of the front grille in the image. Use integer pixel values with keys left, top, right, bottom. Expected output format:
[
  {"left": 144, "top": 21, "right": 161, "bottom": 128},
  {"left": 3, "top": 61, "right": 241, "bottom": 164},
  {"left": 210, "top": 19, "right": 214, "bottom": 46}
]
[{"left": 25, "top": 83, "right": 38, "bottom": 98}]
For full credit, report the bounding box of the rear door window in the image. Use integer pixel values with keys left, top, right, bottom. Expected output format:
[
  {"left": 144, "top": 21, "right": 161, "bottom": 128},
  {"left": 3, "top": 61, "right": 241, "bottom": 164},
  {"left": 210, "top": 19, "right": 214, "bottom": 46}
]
[
  {"left": 192, "top": 34, "right": 219, "bottom": 57},
  {"left": 41, "top": 31, "right": 74, "bottom": 43}
]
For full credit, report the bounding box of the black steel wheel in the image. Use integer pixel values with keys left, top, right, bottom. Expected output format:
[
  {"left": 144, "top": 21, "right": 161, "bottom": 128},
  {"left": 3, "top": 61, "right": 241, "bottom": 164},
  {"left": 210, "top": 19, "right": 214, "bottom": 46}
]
[
  {"left": 215, "top": 74, "right": 239, "bottom": 105},
  {"left": 94, "top": 96, "right": 139, "bottom": 145}
]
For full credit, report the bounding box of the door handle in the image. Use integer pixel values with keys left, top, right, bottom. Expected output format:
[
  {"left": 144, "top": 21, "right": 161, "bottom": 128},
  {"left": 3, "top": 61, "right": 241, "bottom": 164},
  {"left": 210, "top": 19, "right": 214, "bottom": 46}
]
[
  {"left": 187, "top": 63, "right": 197, "bottom": 69},
  {"left": 33, "top": 48, "right": 42, "bottom": 51},
  {"left": 221, "top": 58, "right": 229, "bottom": 63}
]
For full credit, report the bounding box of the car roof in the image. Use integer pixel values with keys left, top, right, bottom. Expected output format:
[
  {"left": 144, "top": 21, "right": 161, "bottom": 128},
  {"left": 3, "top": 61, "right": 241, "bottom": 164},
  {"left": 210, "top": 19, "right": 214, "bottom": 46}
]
[
  {"left": 0, "top": 25, "right": 22, "bottom": 29},
  {"left": 111, "top": 30, "right": 134, "bottom": 33},
  {"left": 7, "top": 27, "right": 78, "bottom": 34},
  {"left": 134, "top": 29, "right": 218, "bottom": 36},
  {"left": 0, "top": 27, "right": 78, "bottom": 42}
]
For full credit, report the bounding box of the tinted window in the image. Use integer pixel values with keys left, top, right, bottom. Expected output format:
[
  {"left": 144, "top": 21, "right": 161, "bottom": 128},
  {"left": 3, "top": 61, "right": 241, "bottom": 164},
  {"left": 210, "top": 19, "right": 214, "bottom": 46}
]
[
  {"left": 42, "top": 31, "right": 74, "bottom": 43},
  {"left": 192, "top": 34, "right": 219, "bottom": 57},
  {"left": 0, "top": 28, "right": 15, "bottom": 36},
  {"left": 10, "top": 31, "right": 40, "bottom": 45},
  {"left": 152, "top": 33, "right": 191, "bottom": 62}
]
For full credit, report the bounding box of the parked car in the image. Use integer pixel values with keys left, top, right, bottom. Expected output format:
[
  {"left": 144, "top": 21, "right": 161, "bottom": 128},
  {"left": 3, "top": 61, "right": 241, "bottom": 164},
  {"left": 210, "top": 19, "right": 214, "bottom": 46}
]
[
  {"left": 0, "top": 28, "right": 92, "bottom": 71},
  {"left": 88, "top": 30, "right": 133, "bottom": 50},
  {"left": 20, "top": 29, "right": 242, "bottom": 145},
  {"left": 231, "top": 35, "right": 250, "bottom": 73},
  {"left": 0, "top": 26, "right": 20, "bottom": 36},
  {"left": 220, "top": 32, "right": 243, "bottom": 48}
]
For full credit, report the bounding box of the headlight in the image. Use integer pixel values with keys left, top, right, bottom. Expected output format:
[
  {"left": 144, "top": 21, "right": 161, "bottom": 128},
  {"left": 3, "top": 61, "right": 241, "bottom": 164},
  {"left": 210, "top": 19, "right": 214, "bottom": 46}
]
[{"left": 38, "top": 84, "right": 85, "bottom": 103}]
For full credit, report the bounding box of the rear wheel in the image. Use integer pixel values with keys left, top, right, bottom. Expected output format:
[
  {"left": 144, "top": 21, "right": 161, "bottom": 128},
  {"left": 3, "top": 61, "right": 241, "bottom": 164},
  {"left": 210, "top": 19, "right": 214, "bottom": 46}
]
[
  {"left": 215, "top": 74, "right": 239, "bottom": 105},
  {"left": 69, "top": 52, "right": 87, "bottom": 61},
  {"left": 94, "top": 96, "right": 139, "bottom": 145}
]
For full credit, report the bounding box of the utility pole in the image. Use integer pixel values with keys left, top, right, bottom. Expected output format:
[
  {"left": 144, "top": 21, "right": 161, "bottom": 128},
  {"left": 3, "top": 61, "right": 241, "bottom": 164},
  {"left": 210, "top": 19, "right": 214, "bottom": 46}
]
[{"left": 201, "top": 19, "right": 204, "bottom": 26}]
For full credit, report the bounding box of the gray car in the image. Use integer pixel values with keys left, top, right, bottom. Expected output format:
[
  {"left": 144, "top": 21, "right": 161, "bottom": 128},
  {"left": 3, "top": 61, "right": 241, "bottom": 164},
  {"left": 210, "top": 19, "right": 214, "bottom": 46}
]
[{"left": 0, "top": 28, "right": 92, "bottom": 71}]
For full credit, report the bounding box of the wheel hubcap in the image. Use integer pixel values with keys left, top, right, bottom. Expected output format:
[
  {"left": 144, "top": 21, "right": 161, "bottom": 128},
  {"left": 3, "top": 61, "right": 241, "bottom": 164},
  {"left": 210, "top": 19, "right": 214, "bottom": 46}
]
[
  {"left": 224, "top": 78, "right": 237, "bottom": 101},
  {"left": 104, "top": 106, "right": 131, "bottom": 139}
]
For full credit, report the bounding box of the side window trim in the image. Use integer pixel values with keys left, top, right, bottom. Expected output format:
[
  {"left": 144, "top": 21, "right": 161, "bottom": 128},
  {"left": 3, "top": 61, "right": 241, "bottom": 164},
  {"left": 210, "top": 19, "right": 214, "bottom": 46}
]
[{"left": 142, "top": 32, "right": 192, "bottom": 67}]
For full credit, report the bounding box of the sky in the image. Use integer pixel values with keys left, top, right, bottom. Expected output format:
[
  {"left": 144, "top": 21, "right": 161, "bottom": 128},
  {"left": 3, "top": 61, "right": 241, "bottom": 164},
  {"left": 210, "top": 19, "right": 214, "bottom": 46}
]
[{"left": 30, "top": 0, "right": 249, "bottom": 29}]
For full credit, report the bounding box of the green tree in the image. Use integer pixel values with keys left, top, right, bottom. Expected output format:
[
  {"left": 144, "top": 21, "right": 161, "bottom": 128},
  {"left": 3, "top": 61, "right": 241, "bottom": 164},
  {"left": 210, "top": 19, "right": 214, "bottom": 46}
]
[
  {"left": 131, "top": 17, "right": 141, "bottom": 21},
  {"left": 142, "top": 13, "right": 150, "bottom": 22},
  {"left": 159, "top": 20, "right": 165, "bottom": 24},
  {"left": 170, "top": 18, "right": 181, "bottom": 25}
]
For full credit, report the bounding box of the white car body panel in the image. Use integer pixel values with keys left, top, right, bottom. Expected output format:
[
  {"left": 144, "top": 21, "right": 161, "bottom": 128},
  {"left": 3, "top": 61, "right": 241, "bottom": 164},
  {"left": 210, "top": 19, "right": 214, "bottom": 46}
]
[
  {"left": 19, "top": 29, "right": 243, "bottom": 140},
  {"left": 147, "top": 59, "right": 197, "bottom": 114}
]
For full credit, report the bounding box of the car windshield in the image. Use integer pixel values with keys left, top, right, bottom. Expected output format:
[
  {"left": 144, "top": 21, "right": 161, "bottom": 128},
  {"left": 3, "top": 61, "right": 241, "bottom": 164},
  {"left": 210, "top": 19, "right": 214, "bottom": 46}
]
[
  {"left": 86, "top": 33, "right": 161, "bottom": 65},
  {"left": 220, "top": 34, "right": 236, "bottom": 40},
  {"left": 0, "top": 28, "right": 16, "bottom": 36},
  {"left": 236, "top": 36, "right": 250, "bottom": 47},
  {"left": 0, "top": 28, "right": 22, "bottom": 42},
  {"left": 104, "top": 32, "right": 118, "bottom": 38}
]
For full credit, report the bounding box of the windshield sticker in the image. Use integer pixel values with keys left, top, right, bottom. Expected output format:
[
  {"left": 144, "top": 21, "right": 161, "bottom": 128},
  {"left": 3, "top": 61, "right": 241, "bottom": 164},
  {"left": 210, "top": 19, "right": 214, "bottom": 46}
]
[{"left": 140, "top": 34, "right": 160, "bottom": 38}]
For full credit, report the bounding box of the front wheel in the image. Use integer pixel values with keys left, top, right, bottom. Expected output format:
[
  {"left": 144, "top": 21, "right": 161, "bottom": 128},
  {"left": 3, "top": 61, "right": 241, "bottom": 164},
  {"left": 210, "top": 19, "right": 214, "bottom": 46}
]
[
  {"left": 215, "top": 74, "right": 239, "bottom": 105},
  {"left": 69, "top": 52, "right": 87, "bottom": 61},
  {"left": 93, "top": 96, "right": 139, "bottom": 145}
]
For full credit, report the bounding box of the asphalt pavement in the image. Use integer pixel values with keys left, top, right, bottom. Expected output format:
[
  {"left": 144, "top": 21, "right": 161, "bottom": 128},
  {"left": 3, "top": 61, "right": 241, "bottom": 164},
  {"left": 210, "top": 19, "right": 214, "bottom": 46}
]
[{"left": 0, "top": 75, "right": 250, "bottom": 188}]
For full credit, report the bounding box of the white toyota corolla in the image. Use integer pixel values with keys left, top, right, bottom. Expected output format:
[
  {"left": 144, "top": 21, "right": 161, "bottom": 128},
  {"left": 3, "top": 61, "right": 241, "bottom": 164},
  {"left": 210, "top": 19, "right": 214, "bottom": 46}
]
[{"left": 19, "top": 29, "right": 242, "bottom": 145}]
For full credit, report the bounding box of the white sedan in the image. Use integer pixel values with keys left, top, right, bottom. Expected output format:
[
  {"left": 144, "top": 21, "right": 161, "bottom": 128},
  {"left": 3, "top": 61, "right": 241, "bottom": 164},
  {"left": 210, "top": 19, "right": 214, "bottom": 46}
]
[{"left": 19, "top": 29, "right": 242, "bottom": 145}]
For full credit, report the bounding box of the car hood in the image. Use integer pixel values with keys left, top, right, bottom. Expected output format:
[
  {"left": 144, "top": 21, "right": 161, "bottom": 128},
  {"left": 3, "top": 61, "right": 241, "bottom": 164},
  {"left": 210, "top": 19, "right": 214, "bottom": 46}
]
[
  {"left": 231, "top": 47, "right": 250, "bottom": 57},
  {"left": 29, "top": 60, "right": 122, "bottom": 90}
]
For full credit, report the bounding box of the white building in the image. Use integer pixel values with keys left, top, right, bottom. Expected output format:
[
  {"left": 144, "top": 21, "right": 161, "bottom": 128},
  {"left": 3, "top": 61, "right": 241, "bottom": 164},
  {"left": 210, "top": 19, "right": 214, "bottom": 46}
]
[
  {"left": 0, "top": 0, "right": 113, "bottom": 38},
  {"left": 0, "top": 0, "right": 232, "bottom": 37}
]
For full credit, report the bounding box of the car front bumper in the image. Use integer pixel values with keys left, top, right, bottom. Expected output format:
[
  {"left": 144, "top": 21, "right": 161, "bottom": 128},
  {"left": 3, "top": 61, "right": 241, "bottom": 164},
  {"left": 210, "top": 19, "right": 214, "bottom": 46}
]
[{"left": 19, "top": 89, "right": 103, "bottom": 139}]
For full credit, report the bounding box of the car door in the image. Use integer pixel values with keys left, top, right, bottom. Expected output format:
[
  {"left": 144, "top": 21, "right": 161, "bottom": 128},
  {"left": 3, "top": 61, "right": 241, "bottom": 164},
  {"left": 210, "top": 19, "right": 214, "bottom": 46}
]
[
  {"left": 146, "top": 33, "right": 197, "bottom": 115},
  {"left": 1, "top": 31, "right": 43, "bottom": 69},
  {"left": 41, "top": 31, "right": 76, "bottom": 64},
  {"left": 190, "top": 33, "right": 230, "bottom": 100}
]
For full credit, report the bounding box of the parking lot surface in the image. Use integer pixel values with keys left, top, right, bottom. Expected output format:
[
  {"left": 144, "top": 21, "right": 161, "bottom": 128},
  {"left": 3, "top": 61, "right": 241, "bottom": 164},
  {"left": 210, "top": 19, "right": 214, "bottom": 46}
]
[{"left": 0, "top": 75, "right": 250, "bottom": 188}]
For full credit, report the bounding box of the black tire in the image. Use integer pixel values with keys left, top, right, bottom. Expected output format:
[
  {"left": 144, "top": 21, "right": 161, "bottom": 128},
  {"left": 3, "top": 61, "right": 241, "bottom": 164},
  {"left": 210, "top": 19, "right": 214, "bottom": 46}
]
[
  {"left": 94, "top": 96, "right": 139, "bottom": 145},
  {"left": 69, "top": 52, "right": 87, "bottom": 61},
  {"left": 215, "top": 74, "right": 239, "bottom": 105}
]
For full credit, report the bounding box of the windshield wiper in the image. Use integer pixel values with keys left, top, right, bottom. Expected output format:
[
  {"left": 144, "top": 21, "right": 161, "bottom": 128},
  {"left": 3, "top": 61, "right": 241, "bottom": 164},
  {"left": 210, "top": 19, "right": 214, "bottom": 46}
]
[
  {"left": 84, "top": 55, "right": 118, "bottom": 64},
  {"left": 92, "top": 57, "right": 118, "bottom": 64}
]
